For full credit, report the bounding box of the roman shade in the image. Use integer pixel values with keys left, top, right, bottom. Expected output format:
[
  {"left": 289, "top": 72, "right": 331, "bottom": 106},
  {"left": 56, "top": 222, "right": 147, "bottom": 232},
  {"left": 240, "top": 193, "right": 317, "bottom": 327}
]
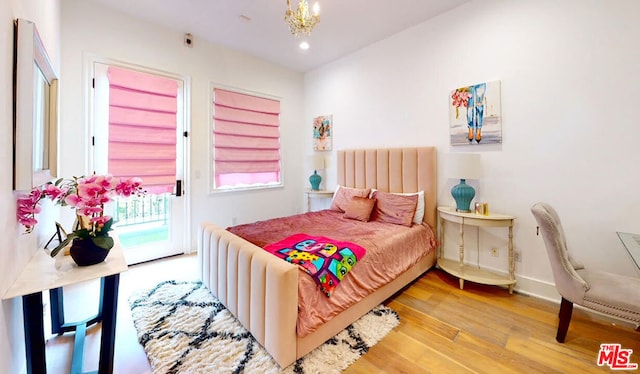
[
  {"left": 107, "top": 66, "right": 178, "bottom": 194},
  {"left": 213, "top": 88, "right": 281, "bottom": 188}
]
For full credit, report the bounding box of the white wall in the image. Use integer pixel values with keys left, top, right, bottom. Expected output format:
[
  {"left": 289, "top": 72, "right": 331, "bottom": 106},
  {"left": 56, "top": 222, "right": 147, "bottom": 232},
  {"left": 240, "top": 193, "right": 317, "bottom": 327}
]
[
  {"left": 60, "top": 0, "right": 306, "bottom": 250},
  {"left": 305, "top": 0, "right": 640, "bottom": 299},
  {"left": 1, "top": 2, "right": 60, "bottom": 373}
]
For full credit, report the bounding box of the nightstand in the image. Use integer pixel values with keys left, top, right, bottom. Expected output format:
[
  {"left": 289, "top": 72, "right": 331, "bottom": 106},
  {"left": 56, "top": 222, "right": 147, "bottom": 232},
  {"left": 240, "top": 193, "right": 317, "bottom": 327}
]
[
  {"left": 304, "top": 189, "right": 334, "bottom": 212},
  {"left": 437, "top": 206, "right": 516, "bottom": 294}
]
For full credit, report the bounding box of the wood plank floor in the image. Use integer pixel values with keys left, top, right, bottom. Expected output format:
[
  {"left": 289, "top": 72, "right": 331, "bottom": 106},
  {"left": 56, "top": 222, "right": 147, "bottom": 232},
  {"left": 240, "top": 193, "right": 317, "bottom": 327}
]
[
  {"left": 44, "top": 254, "right": 639, "bottom": 373},
  {"left": 349, "top": 271, "right": 639, "bottom": 374}
]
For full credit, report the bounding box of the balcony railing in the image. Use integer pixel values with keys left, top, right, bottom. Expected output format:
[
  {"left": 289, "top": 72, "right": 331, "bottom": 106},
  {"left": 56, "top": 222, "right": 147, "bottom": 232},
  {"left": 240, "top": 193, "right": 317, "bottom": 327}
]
[{"left": 113, "top": 193, "right": 170, "bottom": 227}]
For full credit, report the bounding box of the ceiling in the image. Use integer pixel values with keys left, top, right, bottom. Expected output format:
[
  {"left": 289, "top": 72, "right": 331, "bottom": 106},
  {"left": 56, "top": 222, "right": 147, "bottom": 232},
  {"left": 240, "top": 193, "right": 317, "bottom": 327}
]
[{"left": 87, "top": 0, "right": 469, "bottom": 73}]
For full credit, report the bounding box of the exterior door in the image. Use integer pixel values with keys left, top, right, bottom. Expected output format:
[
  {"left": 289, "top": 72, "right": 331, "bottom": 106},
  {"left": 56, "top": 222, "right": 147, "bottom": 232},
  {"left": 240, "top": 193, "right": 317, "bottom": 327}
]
[{"left": 92, "top": 62, "right": 187, "bottom": 265}]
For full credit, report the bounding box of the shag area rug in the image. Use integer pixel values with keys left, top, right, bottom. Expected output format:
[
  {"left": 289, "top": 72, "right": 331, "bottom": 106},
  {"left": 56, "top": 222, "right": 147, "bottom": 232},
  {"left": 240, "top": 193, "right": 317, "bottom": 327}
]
[{"left": 128, "top": 280, "right": 399, "bottom": 374}]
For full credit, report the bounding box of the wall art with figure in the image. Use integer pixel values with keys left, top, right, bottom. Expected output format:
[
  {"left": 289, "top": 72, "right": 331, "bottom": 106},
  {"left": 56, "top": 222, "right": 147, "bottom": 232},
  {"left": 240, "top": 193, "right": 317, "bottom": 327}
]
[
  {"left": 449, "top": 80, "right": 502, "bottom": 145},
  {"left": 313, "top": 114, "right": 332, "bottom": 151}
]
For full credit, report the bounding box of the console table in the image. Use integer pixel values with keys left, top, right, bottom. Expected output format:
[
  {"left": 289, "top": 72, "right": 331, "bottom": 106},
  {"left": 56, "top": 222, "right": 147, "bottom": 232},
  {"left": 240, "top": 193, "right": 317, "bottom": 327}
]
[
  {"left": 2, "top": 241, "right": 127, "bottom": 374},
  {"left": 437, "top": 206, "right": 516, "bottom": 293}
]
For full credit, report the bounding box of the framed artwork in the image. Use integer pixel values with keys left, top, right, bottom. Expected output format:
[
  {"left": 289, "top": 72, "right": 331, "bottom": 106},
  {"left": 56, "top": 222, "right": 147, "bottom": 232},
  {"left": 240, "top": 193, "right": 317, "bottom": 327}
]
[
  {"left": 449, "top": 80, "right": 502, "bottom": 145},
  {"left": 313, "top": 115, "right": 332, "bottom": 151}
]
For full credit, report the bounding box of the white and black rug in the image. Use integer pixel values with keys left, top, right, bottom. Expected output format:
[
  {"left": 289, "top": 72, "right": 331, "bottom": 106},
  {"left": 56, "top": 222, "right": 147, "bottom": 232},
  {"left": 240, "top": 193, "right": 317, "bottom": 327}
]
[{"left": 128, "top": 280, "right": 399, "bottom": 374}]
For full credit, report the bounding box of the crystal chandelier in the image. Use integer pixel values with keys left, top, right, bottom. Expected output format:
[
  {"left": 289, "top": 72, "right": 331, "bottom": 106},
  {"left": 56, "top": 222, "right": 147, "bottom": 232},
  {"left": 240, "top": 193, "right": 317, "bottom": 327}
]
[{"left": 284, "top": 0, "right": 320, "bottom": 37}]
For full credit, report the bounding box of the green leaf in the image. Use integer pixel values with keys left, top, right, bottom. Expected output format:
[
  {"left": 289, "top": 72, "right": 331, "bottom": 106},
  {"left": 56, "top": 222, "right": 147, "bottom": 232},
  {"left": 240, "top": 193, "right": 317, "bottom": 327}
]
[
  {"left": 73, "top": 229, "right": 92, "bottom": 239},
  {"left": 98, "top": 217, "right": 114, "bottom": 235},
  {"left": 91, "top": 236, "right": 114, "bottom": 250},
  {"left": 49, "top": 232, "right": 78, "bottom": 258}
]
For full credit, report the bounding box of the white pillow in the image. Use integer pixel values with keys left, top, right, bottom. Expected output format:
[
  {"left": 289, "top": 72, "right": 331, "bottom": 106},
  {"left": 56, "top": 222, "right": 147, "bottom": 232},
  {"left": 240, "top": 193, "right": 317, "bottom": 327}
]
[
  {"left": 331, "top": 185, "right": 341, "bottom": 201},
  {"left": 370, "top": 189, "right": 424, "bottom": 225}
]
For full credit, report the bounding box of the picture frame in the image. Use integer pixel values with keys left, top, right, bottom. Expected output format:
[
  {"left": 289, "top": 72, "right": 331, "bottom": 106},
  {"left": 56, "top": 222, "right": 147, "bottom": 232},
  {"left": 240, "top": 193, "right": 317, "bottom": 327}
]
[
  {"left": 449, "top": 80, "right": 502, "bottom": 146},
  {"left": 313, "top": 115, "right": 332, "bottom": 151},
  {"left": 13, "top": 18, "right": 59, "bottom": 191},
  {"left": 44, "top": 222, "right": 67, "bottom": 250}
]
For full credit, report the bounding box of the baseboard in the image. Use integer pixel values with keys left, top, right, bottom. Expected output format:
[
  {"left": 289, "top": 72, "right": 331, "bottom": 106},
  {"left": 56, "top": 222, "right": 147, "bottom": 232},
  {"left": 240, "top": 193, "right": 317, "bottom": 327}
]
[
  {"left": 512, "top": 273, "right": 560, "bottom": 303},
  {"left": 470, "top": 265, "right": 639, "bottom": 329},
  {"left": 443, "top": 261, "right": 561, "bottom": 302}
]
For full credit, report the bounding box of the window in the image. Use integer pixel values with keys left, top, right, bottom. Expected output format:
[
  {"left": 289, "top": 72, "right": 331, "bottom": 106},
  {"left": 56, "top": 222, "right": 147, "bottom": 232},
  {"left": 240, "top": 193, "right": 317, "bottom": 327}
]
[{"left": 212, "top": 87, "right": 281, "bottom": 190}]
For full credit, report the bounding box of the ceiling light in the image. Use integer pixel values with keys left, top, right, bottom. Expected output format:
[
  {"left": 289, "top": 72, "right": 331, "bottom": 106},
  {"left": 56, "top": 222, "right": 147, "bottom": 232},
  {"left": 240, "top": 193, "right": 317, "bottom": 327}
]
[
  {"left": 299, "top": 41, "right": 310, "bottom": 50},
  {"left": 284, "top": 0, "right": 320, "bottom": 37}
]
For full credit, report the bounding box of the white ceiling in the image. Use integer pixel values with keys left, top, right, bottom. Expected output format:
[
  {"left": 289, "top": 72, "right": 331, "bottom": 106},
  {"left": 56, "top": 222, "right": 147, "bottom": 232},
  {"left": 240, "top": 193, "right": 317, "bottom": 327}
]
[{"left": 87, "top": 0, "right": 469, "bottom": 73}]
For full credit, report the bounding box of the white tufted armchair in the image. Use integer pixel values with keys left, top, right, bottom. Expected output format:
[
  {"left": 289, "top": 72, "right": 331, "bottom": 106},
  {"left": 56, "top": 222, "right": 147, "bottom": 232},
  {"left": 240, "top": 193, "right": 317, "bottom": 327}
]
[{"left": 531, "top": 202, "right": 640, "bottom": 342}]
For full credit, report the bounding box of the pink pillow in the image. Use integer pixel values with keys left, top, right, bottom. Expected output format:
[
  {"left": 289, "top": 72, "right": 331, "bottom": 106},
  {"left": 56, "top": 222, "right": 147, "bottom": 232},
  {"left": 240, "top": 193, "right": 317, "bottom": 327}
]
[
  {"left": 343, "top": 197, "right": 376, "bottom": 222},
  {"left": 329, "top": 186, "right": 371, "bottom": 212},
  {"left": 370, "top": 190, "right": 418, "bottom": 227}
]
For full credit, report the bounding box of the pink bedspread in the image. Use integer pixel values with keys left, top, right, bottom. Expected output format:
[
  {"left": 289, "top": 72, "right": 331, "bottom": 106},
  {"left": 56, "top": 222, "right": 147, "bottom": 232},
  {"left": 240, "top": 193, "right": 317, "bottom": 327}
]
[{"left": 227, "top": 209, "right": 438, "bottom": 337}]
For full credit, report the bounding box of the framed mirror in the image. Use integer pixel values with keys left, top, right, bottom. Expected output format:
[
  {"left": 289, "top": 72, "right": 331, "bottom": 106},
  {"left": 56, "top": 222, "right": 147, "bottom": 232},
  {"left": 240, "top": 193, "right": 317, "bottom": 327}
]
[{"left": 13, "top": 18, "right": 58, "bottom": 191}]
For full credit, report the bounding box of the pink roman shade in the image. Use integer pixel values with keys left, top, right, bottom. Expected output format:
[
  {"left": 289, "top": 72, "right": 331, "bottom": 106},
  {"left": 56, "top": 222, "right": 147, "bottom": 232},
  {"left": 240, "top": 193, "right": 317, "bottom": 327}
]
[
  {"left": 107, "top": 66, "right": 178, "bottom": 193},
  {"left": 213, "top": 88, "right": 281, "bottom": 187}
]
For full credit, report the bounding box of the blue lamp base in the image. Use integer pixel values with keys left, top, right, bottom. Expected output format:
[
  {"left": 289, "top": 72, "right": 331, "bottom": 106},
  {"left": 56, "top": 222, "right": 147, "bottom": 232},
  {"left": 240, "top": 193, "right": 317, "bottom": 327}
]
[
  {"left": 451, "top": 179, "right": 475, "bottom": 212},
  {"left": 309, "top": 170, "right": 321, "bottom": 191}
]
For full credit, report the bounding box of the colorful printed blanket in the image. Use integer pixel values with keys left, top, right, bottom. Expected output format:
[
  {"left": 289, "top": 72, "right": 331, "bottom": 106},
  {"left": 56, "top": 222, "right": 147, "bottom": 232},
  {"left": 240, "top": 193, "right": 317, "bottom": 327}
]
[{"left": 263, "top": 233, "right": 367, "bottom": 297}]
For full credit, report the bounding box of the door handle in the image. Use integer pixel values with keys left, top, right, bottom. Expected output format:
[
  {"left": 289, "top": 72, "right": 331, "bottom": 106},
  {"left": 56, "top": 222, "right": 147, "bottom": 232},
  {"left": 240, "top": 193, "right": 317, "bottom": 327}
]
[{"left": 174, "top": 180, "right": 182, "bottom": 197}]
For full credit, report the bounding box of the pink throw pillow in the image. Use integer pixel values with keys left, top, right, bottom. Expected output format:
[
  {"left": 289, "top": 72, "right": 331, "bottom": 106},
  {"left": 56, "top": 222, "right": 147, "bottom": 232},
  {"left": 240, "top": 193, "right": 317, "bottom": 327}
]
[
  {"left": 370, "top": 190, "right": 418, "bottom": 227},
  {"left": 329, "top": 186, "right": 371, "bottom": 212},
  {"left": 343, "top": 197, "right": 376, "bottom": 222}
]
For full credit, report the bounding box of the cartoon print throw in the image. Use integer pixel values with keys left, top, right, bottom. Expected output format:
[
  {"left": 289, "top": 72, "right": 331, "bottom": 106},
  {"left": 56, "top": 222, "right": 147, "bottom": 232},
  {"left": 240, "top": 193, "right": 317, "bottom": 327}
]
[{"left": 263, "top": 233, "right": 367, "bottom": 297}]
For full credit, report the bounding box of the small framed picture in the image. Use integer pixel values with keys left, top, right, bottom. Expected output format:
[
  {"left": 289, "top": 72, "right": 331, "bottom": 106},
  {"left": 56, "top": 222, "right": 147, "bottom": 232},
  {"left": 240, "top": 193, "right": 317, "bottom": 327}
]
[
  {"left": 313, "top": 115, "right": 332, "bottom": 151},
  {"left": 449, "top": 80, "right": 502, "bottom": 146},
  {"left": 45, "top": 222, "right": 67, "bottom": 249},
  {"left": 475, "top": 202, "right": 489, "bottom": 216}
]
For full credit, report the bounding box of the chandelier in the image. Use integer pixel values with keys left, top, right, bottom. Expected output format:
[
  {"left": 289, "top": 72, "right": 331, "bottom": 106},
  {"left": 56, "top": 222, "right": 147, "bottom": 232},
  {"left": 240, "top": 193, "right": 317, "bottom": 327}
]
[{"left": 284, "top": 0, "right": 320, "bottom": 37}]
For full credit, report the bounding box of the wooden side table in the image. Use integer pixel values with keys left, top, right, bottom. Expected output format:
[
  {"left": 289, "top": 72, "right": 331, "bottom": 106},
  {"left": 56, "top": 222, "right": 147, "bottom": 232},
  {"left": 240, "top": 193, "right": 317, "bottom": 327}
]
[
  {"left": 2, "top": 240, "right": 128, "bottom": 374},
  {"left": 304, "top": 189, "right": 334, "bottom": 212},
  {"left": 437, "top": 206, "right": 516, "bottom": 294}
]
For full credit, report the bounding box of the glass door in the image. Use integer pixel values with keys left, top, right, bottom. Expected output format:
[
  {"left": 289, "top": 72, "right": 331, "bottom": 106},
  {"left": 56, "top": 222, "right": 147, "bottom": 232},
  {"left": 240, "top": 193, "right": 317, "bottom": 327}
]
[{"left": 92, "top": 62, "right": 187, "bottom": 264}]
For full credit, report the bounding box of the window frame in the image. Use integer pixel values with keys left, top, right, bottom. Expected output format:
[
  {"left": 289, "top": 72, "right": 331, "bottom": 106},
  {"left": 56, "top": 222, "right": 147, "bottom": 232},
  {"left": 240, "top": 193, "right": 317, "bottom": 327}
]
[{"left": 209, "top": 83, "right": 283, "bottom": 193}]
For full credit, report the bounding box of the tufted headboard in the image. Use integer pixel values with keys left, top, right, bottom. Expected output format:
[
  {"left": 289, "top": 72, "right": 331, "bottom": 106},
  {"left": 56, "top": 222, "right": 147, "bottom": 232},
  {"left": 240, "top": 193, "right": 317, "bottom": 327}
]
[{"left": 336, "top": 147, "right": 437, "bottom": 229}]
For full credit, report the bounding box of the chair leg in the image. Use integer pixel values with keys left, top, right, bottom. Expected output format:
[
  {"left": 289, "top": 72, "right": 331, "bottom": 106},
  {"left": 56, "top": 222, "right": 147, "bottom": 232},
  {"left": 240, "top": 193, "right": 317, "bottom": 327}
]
[{"left": 556, "top": 297, "right": 573, "bottom": 343}]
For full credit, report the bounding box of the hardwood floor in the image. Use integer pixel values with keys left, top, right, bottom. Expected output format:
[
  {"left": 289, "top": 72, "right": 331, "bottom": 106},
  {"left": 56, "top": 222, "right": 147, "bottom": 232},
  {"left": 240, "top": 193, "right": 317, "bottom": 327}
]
[
  {"left": 348, "top": 271, "right": 639, "bottom": 374},
  {"left": 44, "top": 255, "right": 638, "bottom": 373}
]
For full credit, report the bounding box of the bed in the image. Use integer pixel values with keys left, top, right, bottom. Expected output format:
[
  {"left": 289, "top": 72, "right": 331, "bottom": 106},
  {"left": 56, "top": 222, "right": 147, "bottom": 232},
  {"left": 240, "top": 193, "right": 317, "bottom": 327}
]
[{"left": 198, "top": 147, "right": 438, "bottom": 368}]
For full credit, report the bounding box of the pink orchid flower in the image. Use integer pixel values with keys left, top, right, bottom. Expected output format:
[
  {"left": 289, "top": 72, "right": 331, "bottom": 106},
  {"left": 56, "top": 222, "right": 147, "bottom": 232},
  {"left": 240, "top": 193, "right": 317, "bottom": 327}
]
[
  {"left": 17, "top": 174, "right": 145, "bottom": 238},
  {"left": 80, "top": 206, "right": 104, "bottom": 217},
  {"left": 90, "top": 215, "right": 112, "bottom": 226},
  {"left": 42, "top": 184, "right": 65, "bottom": 201},
  {"left": 77, "top": 182, "right": 103, "bottom": 198},
  {"left": 64, "top": 194, "right": 84, "bottom": 208},
  {"left": 115, "top": 177, "right": 144, "bottom": 197}
]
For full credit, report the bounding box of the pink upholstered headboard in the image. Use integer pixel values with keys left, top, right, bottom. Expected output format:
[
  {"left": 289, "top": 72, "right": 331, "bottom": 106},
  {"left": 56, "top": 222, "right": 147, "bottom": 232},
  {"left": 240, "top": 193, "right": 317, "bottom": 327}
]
[{"left": 337, "top": 147, "right": 437, "bottom": 229}]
